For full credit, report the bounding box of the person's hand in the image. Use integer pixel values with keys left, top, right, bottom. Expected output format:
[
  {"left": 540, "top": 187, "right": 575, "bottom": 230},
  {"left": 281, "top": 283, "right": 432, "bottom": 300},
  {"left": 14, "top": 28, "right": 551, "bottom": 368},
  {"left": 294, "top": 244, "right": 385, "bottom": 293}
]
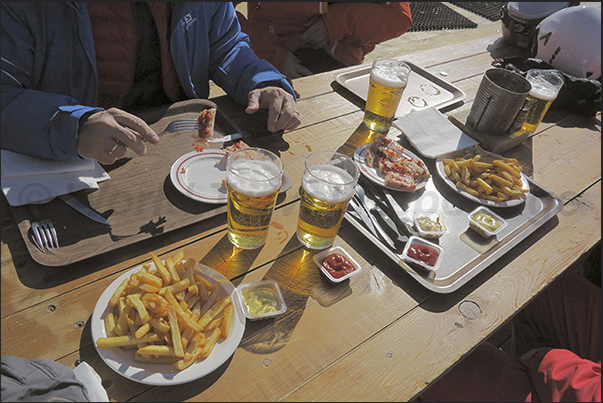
[
  {"left": 300, "top": 15, "right": 330, "bottom": 49},
  {"left": 77, "top": 108, "right": 160, "bottom": 164},
  {"left": 246, "top": 86, "right": 301, "bottom": 132},
  {"left": 282, "top": 52, "right": 314, "bottom": 79}
]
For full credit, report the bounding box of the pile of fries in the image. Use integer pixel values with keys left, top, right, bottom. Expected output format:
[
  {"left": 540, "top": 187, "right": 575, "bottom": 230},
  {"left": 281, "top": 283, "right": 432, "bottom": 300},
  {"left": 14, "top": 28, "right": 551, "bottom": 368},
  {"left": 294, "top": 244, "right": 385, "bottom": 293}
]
[
  {"left": 95, "top": 250, "right": 234, "bottom": 371},
  {"left": 442, "top": 145, "right": 528, "bottom": 203}
]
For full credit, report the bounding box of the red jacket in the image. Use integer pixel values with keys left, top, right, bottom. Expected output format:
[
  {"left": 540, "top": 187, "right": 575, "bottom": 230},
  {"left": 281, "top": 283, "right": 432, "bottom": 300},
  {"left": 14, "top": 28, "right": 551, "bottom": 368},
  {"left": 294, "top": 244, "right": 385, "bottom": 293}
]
[
  {"left": 239, "top": 2, "right": 412, "bottom": 69},
  {"left": 528, "top": 349, "right": 601, "bottom": 402}
]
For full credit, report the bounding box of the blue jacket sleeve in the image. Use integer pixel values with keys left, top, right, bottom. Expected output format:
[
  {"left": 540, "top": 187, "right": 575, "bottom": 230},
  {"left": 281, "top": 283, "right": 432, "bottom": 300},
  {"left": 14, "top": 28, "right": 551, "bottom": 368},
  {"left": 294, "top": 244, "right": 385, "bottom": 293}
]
[
  {"left": 172, "top": 3, "right": 296, "bottom": 106},
  {"left": 1, "top": 3, "right": 103, "bottom": 160}
]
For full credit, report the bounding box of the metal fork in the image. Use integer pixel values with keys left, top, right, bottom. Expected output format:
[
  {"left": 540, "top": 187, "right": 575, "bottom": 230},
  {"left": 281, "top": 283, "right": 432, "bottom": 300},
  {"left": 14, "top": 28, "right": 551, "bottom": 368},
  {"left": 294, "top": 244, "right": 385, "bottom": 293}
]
[
  {"left": 29, "top": 204, "right": 59, "bottom": 253},
  {"left": 31, "top": 219, "right": 59, "bottom": 252},
  {"left": 157, "top": 119, "right": 200, "bottom": 136}
]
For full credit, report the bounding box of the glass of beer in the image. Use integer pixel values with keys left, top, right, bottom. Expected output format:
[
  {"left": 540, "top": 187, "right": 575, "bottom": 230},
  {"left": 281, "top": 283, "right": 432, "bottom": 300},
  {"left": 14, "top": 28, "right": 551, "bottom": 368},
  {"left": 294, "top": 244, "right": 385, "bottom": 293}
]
[
  {"left": 296, "top": 151, "right": 360, "bottom": 250},
  {"left": 363, "top": 58, "right": 411, "bottom": 133},
  {"left": 226, "top": 148, "right": 283, "bottom": 250},
  {"left": 522, "top": 69, "right": 564, "bottom": 134}
]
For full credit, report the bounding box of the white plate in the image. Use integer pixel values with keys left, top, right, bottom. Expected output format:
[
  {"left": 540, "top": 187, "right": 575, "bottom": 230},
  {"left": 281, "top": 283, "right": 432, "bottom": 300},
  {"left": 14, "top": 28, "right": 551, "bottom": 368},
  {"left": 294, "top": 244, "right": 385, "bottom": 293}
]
[
  {"left": 435, "top": 153, "right": 529, "bottom": 208},
  {"left": 91, "top": 262, "right": 246, "bottom": 386},
  {"left": 354, "top": 143, "right": 429, "bottom": 192},
  {"left": 170, "top": 150, "right": 228, "bottom": 204}
]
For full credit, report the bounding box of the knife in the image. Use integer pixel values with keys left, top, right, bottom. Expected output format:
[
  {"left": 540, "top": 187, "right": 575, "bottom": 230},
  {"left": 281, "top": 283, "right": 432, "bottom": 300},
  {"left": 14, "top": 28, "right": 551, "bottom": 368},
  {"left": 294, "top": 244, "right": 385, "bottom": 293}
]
[
  {"left": 352, "top": 190, "right": 397, "bottom": 250},
  {"left": 360, "top": 177, "right": 417, "bottom": 237},
  {"left": 347, "top": 198, "right": 384, "bottom": 245},
  {"left": 59, "top": 194, "right": 111, "bottom": 226},
  {"left": 206, "top": 132, "right": 244, "bottom": 143}
]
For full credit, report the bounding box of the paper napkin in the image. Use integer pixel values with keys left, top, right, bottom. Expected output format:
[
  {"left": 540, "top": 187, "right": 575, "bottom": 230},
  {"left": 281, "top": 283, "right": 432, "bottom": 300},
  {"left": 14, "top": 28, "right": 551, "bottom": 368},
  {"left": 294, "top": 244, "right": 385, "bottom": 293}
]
[
  {"left": 394, "top": 107, "right": 478, "bottom": 158},
  {"left": 1, "top": 150, "right": 110, "bottom": 206}
]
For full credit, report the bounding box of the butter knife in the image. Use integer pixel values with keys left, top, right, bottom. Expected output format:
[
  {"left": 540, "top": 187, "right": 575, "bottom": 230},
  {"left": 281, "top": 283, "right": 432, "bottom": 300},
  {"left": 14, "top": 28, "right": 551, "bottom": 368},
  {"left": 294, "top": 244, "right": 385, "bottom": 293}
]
[
  {"left": 347, "top": 198, "right": 383, "bottom": 244},
  {"left": 360, "top": 177, "right": 417, "bottom": 236},
  {"left": 59, "top": 194, "right": 111, "bottom": 226}
]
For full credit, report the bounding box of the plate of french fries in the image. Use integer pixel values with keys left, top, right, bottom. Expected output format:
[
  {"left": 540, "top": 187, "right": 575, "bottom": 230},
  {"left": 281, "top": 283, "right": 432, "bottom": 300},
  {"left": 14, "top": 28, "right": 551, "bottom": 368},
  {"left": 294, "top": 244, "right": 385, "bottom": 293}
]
[
  {"left": 91, "top": 250, "right": 245, "bottom": 385},
  {"left": 435, "top": 145, "right": 530, "bottom": 208}
]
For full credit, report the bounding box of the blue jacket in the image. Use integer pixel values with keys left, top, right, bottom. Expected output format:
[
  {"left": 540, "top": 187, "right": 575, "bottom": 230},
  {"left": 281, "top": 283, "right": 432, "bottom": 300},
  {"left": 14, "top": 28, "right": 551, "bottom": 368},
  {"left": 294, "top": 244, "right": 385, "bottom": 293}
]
[{"left": 0, "top": 2, "right": 295, "bottom": 160}]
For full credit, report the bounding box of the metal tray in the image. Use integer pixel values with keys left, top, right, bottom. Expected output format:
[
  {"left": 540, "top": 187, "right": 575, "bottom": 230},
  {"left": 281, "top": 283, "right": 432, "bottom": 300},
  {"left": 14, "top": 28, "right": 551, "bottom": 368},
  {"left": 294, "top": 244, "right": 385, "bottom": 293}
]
[
  {"left": 334, "top": 60, "right": 466, "bottom": 117},
  {"left": 344, "top": 169, "right": 563, "bottom": 293}
]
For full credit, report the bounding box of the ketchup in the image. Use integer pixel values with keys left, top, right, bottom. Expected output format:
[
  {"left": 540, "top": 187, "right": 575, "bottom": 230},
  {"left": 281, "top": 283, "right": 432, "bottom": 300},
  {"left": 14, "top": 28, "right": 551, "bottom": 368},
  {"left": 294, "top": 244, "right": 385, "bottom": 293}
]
[
  {"left": 321, "top": 253, "right": 356, "bottom": 279},
  {"left": 407, "top": 242, "right": 439, "bottom": 267}
]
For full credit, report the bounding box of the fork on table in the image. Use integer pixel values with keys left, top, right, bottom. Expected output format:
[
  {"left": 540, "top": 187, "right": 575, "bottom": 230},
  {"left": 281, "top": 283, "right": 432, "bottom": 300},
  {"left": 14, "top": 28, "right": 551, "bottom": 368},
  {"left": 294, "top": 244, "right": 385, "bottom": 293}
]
[
  {"left": 157, "top": 118, "right": 244, "bottom": 143},
  {"left": 158, "top": 119, "right": 200, "bottom": 136},
  {"left": 29, "top": 204, "right": 59, "bottom": 253}
]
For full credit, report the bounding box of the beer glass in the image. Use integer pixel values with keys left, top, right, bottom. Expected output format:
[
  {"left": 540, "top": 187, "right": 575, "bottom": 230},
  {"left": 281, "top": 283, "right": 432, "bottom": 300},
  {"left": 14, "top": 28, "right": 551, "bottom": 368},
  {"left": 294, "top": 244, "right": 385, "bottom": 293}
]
[
  {"left": 522, "top": 69, "right": 564, "bottom": 134},
  {"left": 296, "top": 151, "right": 360, "bottom": 250},
  {"left": 226, "top": 148, "right": 283, "bottom": 250},
  {"left": 363, "top": 58, "right": 411, "bottom": 133}
]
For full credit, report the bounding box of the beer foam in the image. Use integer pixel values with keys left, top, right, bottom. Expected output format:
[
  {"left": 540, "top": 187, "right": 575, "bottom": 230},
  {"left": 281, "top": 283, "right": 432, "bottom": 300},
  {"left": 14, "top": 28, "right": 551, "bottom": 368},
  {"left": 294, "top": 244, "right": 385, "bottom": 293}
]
[
  {"left": 227, "top": 159, "right": 282, "bottom": 197},
  {"left": 303, "top": 165, "right": 355, "bottom": 203},
  {"left": 370, "top": 66, "right": 408, "bottom": 89},
  {"left": 528, "top": 84, "right": 558, "bottom": 101}
]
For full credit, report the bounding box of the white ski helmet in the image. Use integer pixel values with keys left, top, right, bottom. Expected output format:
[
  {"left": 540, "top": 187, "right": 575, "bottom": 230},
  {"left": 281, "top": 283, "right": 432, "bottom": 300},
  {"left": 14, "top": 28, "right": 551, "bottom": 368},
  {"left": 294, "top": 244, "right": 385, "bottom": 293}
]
[{"left": 530, "top": 5, "right": 601, "bottom": 81}]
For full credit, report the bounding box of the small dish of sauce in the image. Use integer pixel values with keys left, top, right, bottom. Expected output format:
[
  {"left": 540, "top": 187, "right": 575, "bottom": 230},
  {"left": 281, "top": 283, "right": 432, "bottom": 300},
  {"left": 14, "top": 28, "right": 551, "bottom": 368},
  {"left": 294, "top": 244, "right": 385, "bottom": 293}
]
[
  {"left": 237, "top": 280, "right": 287, "bottom": 320},
  {"left": 468, "top": 206, "right": 508, "bottom": 238},
  {"left": 313, "top": 246, "right": 362, "bottom": 283},
  {"left": 402, "top": 236, "right": 444, "bottom": 273},
  {"left": 412, "top": 210, "right": 448, "bottom": 239}
]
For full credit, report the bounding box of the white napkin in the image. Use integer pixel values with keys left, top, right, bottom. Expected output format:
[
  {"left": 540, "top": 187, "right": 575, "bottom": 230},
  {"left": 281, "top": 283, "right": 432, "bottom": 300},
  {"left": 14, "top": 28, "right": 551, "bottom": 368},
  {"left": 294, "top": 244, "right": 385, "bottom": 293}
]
[
  {"left": 394, "top": 107, "right": 478, "bottom": 159},
  {"left": 1, "top": 150, "right": 110, "bottom": 206},
  {"left": 72, "top": 362, "right": 110, "bottom": 402}
]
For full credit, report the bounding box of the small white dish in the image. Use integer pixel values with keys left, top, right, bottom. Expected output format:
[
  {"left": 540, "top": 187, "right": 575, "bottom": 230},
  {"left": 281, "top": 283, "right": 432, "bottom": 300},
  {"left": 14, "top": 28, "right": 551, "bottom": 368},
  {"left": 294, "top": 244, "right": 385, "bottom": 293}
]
[
  {"left": 313, "top": 246, "right": 361, "bottom": 283},
  {"left": 170, "top": 150, "right": 228, "bottom": 204},
  {"left": 402, "top": 236, "right": 443, "bottom": 273},
  {"left": 468, "top": 206, "right": 508, "bottom": 238},
  {"left": 411, "top": 209, "right": 448, "bottom": 239},
  {"left": 236, "top": 280, "right": 287, "bottom": 321}
]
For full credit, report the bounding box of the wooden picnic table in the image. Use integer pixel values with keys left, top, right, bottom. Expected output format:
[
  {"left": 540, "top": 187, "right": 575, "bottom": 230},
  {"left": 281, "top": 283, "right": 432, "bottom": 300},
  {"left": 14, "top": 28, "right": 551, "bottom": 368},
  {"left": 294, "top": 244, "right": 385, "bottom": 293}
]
[{"left": 1, "top": 15, "right": 600, "bottom": 402}]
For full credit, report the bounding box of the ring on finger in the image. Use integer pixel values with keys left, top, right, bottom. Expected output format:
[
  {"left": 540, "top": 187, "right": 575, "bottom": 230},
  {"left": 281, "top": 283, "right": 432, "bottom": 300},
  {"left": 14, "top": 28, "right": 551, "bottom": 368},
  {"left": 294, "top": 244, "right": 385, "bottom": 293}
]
[{"left": 109, "top": 140, "right": 120, "bottom": 155}]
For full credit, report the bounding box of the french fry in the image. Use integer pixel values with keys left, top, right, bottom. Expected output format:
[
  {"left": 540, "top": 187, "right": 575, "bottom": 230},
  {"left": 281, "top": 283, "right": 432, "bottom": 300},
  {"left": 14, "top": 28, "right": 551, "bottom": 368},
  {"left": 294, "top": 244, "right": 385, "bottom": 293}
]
[
  {"left": 221, "top": 305, "right": 234, "bottom": 339},
  {"left": 160, "top": 279, "right": 190, "bottom": 296},
  {"left": 104, "top": 311, "right": 117, "bottom": 337},
  {"left": 127, "top": 294, "right": 150, "bottom": 324},
  {"left": 476, "top": 177, "right": 493, "bottom": 194},
  {"left": 200, "top": 327, "right": 222, "bottom": 359},
  {"left": 147, "top": 316, "right": 170, "bottom": 333},
  {"left": 165, "top": 258, "right": 180, "bottom": 283},
  {"left": 455, "top": 181, "right": 481, "bottom": 198},
  {"left": 96, "top": 333, "right": 161, "bottom": 348},
  {"left": 108, "top": 278, "right": 129, "bottom": 307},
  {"left": 137, "top": 345, "right": 178, "bottom": 357},
  {"left": 137, "top": 271, "right": 163, "bottom": 289},
  {"left": 149, "top": 252, "right": 171, "bottom": 285},
  {"left": 198, "top": 295, "right": 232, "bottom": 330},
  {"left": 134, "top": 322, "right": 151, "bottom": 339},
  {"left": 488, "top": 174, "right": 514, "bottom": 189},
  {"left": 493, "top": 159, "right": 521, "bottom": 178},
  {"left": 167, "top": 306, "right": 185, "bottom": 358}
]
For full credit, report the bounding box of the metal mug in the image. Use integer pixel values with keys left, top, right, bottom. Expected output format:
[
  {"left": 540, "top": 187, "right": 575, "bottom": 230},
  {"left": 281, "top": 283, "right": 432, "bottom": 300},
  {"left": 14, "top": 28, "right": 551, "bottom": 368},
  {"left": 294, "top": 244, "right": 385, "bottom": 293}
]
[{"left": 467, "top": 68, "right": 532, "bottom": 136}]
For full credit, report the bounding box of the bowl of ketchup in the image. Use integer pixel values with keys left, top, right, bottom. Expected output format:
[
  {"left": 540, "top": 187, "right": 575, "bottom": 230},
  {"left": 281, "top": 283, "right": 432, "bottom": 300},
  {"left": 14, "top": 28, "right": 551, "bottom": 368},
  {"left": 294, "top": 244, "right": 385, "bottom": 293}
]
[
  {"left": 402, "top": 236, "right": 443, "bottom": 273},
  {"left": 313, "top": 246, "right": 362, "bottom": 283}
]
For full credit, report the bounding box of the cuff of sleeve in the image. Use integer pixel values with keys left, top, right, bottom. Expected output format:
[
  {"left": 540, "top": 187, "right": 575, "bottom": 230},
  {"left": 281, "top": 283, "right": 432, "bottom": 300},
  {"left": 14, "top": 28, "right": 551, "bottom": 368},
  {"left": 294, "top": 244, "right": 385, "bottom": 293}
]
[{"left": 56, "top": 106, "right": 104, "bottom": 159}]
